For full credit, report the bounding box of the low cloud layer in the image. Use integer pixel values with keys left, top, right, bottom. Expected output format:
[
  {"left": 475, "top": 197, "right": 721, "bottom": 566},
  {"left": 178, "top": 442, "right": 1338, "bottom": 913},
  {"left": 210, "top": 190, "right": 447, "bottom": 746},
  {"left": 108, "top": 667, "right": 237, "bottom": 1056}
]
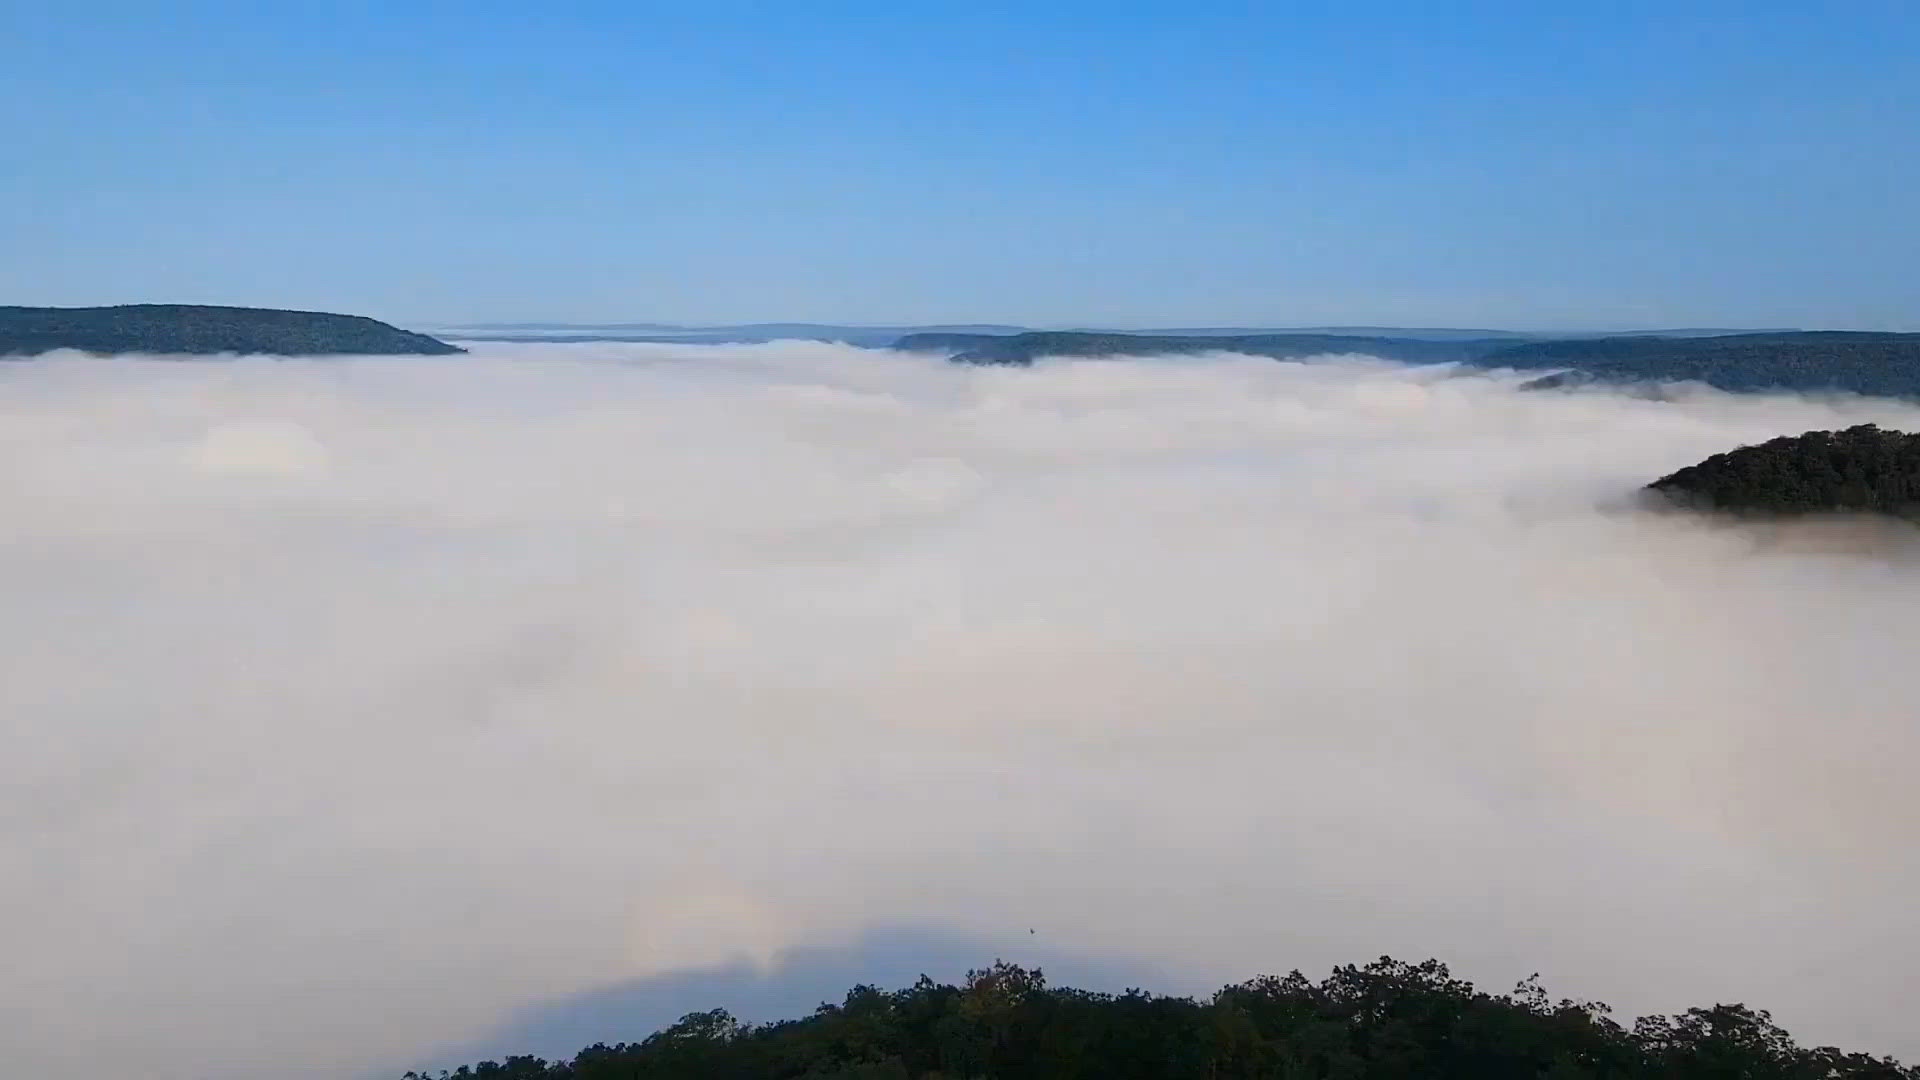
[{"left": 5, "top": 342, "right": 1918, "bottom": 1077}]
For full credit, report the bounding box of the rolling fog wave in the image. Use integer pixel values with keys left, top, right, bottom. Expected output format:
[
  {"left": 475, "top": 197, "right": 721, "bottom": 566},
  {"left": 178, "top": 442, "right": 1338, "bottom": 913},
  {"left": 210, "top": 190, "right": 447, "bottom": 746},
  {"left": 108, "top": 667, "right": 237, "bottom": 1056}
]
[{"left": 4, "top": 341, "right": 1918, "bottom": 1077}]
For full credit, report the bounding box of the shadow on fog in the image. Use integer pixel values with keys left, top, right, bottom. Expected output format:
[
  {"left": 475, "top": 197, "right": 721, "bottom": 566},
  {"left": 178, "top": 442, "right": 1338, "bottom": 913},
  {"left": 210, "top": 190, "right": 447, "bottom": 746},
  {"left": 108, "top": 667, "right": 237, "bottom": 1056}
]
[{"left": 399, "top": 919, "right": 1179, "bottom": 1076}]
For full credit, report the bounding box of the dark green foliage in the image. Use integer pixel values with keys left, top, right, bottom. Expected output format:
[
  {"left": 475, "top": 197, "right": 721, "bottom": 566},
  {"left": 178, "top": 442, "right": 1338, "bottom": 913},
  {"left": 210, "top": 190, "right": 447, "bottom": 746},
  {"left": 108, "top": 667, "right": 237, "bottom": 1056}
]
[
  {"left": 892, "top": 331, "right": 1513, "bottom": 366},
  {"left": 1647, "top": 424, "right": 1920, "bottom": 518},
  {"left": 1489, "top": 332, "right": 1920, "bottom": 398},
  {"left": 0, "top": 304, "right": 464, "bottom": 357},
  {"left": 405, "top": 957, "right": 1915, "bottom": 1080}
]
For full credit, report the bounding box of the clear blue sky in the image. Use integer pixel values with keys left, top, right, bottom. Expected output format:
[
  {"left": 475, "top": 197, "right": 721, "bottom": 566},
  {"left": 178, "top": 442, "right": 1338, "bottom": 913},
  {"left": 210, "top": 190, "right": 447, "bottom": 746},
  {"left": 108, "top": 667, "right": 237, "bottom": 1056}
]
[{"left": 4, "top": 2, "right": 1915, "bottom": 329}]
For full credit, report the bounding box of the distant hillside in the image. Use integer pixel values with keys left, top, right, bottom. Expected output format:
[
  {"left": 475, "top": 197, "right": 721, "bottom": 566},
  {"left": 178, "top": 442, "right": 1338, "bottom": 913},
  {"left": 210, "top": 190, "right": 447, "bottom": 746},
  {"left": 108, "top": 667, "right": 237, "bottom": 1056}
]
[
  {"left": 1489, "top": 332, "right": 1920, "bottom": 397},
  {"left": 0, "top": 304, "right": 464, "bottom": 357},
  {"left": 891, "top": 331, "right": 1019, "bottom": 355},
  {"left": 897, "top": 328, "right": 1920, "bottom": 400},
  {"left": 1648, "top": 424, "right": 1920, "bottom": 518},
  {"left": 892, "top": 330, "right": 1514, "bottom": 366},
  {"left": 444, "top": 323, "right": 1028, "bottom": 348},
  {"left": 448, "top": 322, "right": 1027, "bottom": 335}
]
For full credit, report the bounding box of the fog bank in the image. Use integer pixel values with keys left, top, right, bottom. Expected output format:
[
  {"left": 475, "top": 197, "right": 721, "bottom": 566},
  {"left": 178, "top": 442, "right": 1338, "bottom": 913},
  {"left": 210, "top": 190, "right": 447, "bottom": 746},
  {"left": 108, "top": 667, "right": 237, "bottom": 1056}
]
[{"left": 4, "top": 342, "right": 1917, "bottom": 1077}]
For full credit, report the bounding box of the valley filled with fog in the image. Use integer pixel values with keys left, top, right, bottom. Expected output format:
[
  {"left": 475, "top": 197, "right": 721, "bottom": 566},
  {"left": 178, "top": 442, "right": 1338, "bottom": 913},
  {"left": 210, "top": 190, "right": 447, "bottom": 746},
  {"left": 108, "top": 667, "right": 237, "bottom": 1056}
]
[{"left": 5, "top": 342, "right": 1917, "bottom": 1078}]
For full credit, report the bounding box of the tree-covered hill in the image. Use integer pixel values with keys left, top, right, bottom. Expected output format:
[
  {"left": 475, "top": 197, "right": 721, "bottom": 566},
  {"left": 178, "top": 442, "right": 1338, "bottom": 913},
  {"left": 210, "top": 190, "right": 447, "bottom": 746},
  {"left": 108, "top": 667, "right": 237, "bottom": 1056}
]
[
  {"left": 1487, "top": 332, "right": 1920, "bottom": 397},
  {"left": 897, "top": 329, "right": 1920, "bottom": 400},
  {"left": 1647, "top": 424, "right": 1920, "bottom": 517},
  {"left": 407, "top": 957, "right": 1915, "bottom": 1080},
  {"left": 0, "top": 304, "right": 464, "bottom": 357}
]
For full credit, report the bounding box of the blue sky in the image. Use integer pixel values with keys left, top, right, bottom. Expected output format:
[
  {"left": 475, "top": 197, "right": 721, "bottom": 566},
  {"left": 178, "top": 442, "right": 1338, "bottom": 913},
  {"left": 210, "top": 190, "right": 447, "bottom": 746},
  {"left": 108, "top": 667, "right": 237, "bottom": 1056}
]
[{"left": 4, "top": 2, "right": 1915, "bottom": 329}]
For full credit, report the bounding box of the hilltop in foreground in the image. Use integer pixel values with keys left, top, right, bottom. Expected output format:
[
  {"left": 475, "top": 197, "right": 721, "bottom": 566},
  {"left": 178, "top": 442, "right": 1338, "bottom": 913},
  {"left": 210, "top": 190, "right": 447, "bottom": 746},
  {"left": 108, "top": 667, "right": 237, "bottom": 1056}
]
[
  {"left": 411, "top": 957, "right": 1916, "bottom": 1080},
  {"left": 0, "top": 304, "right": 464, "bottom": 357},
  {"left": 1648, "top": 424, "right": 1920, "bottom": 518}
]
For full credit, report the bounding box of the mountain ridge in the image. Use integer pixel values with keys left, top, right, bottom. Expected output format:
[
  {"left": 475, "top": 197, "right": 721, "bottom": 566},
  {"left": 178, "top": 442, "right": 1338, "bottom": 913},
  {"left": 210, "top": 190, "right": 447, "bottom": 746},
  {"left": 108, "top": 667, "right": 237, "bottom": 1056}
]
[
  {"left": 0, "top": 304, "right": 464, "bottom": 357},
  {"left": 895, "top": 328, "right": 1920, "bottom": 399}
]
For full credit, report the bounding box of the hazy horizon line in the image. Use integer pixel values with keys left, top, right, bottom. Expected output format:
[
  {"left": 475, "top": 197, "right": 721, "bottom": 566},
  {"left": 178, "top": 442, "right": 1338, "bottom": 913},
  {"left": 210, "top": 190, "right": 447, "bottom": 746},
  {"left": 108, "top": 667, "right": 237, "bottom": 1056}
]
[{"left": 427, "top": 320, "right": 1813, "bottom": 336}]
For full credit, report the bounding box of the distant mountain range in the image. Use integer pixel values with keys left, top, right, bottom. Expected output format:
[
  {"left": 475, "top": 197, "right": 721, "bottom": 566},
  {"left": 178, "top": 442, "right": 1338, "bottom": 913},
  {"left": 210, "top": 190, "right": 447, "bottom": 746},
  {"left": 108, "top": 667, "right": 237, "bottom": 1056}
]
[
  {"left": 439, "top": 323, "right": 1030, "bottom": 348},
  {"left": 449, "top": 322, "right": 1029, "bottom": 335},
  {"left": 1485, "top": 332, "right": 1920, "bottom": 397},
  {"left": 0, "top": 305, "right": 463, "bottom": 357},
  {"left": 439, "top": 322, "right": 1794, "bottom": 348},
  {"left": 894, "top": 328, "right": 1920, "bottom": 399},
  {"left": 894, "top": 330, "right": 1514, "bottom": 366},
  {"left": 12, "top": 307, "right": 1920, "bottom": 401}
]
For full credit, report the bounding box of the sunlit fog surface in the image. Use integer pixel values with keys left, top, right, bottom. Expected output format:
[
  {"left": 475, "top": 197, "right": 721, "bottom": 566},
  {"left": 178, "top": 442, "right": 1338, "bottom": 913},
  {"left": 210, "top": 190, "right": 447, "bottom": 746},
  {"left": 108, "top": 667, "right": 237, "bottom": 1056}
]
[{"left": 5, "top": 342, "right": 1917, "bottom": 1077}]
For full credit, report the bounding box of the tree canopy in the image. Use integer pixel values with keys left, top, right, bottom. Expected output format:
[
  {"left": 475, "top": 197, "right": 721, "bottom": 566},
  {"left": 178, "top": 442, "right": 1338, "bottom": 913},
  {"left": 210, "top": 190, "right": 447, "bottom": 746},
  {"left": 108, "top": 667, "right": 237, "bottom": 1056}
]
[
  {"left": 405, "top": 956, "right": 1915, "bottom": 1080},
  {"left": 1647, "top": 424, "right": 1920, "bottom": 517}
]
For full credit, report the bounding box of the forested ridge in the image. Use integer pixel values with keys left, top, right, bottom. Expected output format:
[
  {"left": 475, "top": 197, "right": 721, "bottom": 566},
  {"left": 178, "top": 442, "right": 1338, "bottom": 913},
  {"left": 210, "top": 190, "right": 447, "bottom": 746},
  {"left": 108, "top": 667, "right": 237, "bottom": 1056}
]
[
  {"left": 1487, "top": 333, "right": 1920, "bottom": 397},
  {"left": 896, "top": 329, "right": 1920, "bottom": 400},
  {"left": 0, "top": 304, "right": 463, "bottom": 357},
  {"left": 1648, "top": 424, "right": 1920, "bottom": 517},
  {"left": 408, "top": 957, "right": 1915, "bottom": 1079}
]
